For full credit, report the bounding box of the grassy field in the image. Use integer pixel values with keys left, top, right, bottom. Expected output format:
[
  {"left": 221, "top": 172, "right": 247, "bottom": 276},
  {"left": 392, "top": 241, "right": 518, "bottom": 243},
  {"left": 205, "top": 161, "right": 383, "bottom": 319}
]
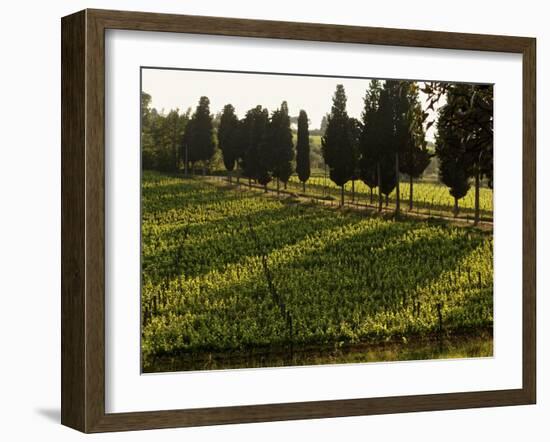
[
  {"left": 213, "top": 170, "right": 493, "bottom": 221},
  {"left": 141, "top": 171, "right": 493, "bottom": 372},
  {"left": 287, "top": 175, "right": 493, "bottom": 221}
]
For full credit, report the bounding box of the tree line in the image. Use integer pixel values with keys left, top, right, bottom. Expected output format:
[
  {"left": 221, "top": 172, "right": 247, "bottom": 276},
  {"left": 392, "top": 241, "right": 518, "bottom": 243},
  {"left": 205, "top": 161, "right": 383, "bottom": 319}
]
[
  {"left": 216, "top": 101, "right": 298, "bottom": 194},
  {"left": 141, "top": 79, "right": 493, "bottom": 224},
  {"left": 141, "top": 92, "right": 190, "bottom": 172}
]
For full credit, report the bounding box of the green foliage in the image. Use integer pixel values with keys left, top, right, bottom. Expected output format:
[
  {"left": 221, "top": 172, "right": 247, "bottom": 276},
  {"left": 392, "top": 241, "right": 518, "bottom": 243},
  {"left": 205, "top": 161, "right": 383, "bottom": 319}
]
[
  {"left": 268, "top": 101, "right": 294, "bottom": 184},
  {"left": 182, "top": 96, "right": 216, "bottom": 168},
  {"left": 449, "top": 84, "right": 493, "bottom": 187},
  {"left": 319, "top": 114, "right": 329, "bottom": 135},
  {"left": 240, "top": 105, "right": 271, "bottom": 185},
  {"left": 141, "top": 77, "right": 492, "bottom": 221},
  {"left": 296, "top": 110, "right": 311, "bottom": 184},
  {"left": 322, "top": 85, "right": 356, "bottom": 187},
  {"left": 423, "top": 82, "right": 493, "bottom": 222},
  {"left": 217, "top": 104, "right": 240, "bottom": 172},
  {"left": 141, "top": 172, "right": 493, "bottom": 370},
  {"left": 348, "top": 117, "right": 361, "bottom": 181},
  {"left": 358, "top": 80, "right": 431, "bottom": 207},
  {"left": 398, "top": 83, "right": 432, "bottom": 179},
  {"left": 376, "top": 86, "right": 398, "bottom": 196},
  {"left": 436, "top": 102, "right": 471, "bottom": 202},
  {"left": 286, "top": 175, "right": 492, "bottom": 217},
  {"left": 141, "top": 91, "right": 189, "bottom": 172},
  {"left": 359, "top": 79, "right": 382, "bottom": 189},
  {"left": 434, "top": 84, "right": 493, "bottom": 218}
]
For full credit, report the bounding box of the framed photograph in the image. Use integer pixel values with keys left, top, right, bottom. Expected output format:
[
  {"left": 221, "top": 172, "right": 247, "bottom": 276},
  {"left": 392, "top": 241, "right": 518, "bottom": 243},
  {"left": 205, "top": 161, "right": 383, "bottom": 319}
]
[{"left": 61, "top": 9, "right": 536, "bottom": 433}]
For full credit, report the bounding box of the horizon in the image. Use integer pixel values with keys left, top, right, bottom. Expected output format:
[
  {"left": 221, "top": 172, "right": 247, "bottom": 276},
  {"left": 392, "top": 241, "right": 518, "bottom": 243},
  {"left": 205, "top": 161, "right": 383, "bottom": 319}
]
[{"left": 141, "top": 68, "right": 446, "bottom": 142}]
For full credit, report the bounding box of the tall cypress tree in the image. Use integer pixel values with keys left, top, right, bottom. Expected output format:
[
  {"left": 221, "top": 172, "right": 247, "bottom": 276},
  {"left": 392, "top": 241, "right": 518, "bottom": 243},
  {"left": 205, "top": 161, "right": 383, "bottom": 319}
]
[
  {"left": 387, "top": 80, "right": 412, "bottom": 215},
  {"left": 296, "top": 110, "right": 311, "bottom": 193},
  {"left": 397, "top": 83, "right": 432, "bottom": 210},
  {"left": 218, "top": 104, "right": 240, "bottom": 182},
  {"left": 270, "top": 101, "right": 294, "bottom": 193},
  {"left": 241, "top": 105, "right": 270, "bottom": 190},
  {"left": 375, "top": 80, "right": 425, "bottom": 215},
  {"left": 182, "top": 96, "right": 215, "bottom": 174},
  {"left": 359, "top": 80, "right": 382, "bottom": 205},
  {"left": 322, "top": 84, "right": 355, "bottom": 206},
  {"left": 240, "top": 106, "right": 257, "bottom": 184},
  {"left": 376, "top": 86, "right": 398, "bottom": 209},
  {"left": 435, "top": 102, "right": 470, "bottom": 216}
]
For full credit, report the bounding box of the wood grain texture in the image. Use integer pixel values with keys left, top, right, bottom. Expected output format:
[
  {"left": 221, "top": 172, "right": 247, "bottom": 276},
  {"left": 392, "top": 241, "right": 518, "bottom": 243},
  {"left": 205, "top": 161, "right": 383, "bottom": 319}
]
[
  {"left": 60, "top": 8, "right": 537, "bottom": 433},
  {"left": 89, "top": 8, "right": 532, "bottom": 53},
  {"left": 61, "top": 10, "right": 86, "bottom": 432},
  {"left": 90, "top": 389, "right": 531, "bottom": 433},
  {"left": 85, "top": 9, "right": 107, "bottom": 432},
  {"left": 522, "top": 38, "right": 536, "bottom": 403}
]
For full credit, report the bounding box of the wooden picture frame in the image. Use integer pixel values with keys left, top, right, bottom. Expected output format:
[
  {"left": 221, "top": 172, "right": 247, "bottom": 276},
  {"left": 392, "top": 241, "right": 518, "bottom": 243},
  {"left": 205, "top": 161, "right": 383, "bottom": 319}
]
[{"left": 61, "top": 8, "right": 536, "bottom": 433}]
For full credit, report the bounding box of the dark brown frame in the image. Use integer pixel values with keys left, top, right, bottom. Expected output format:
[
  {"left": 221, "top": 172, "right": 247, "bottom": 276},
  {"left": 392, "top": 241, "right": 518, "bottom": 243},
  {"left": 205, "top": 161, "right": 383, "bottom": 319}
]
[{"left": 61, "top": 8, "right": 536, "bottom": 433}]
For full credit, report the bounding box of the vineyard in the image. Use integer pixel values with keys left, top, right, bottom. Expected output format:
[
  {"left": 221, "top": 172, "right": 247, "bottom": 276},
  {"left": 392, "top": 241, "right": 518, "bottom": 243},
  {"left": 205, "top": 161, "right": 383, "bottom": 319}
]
[
  {"left": 287, "top": 175, "right": 493, "bottom": 220},
  {"left": 209, "top": 171, "right": 493, "bottom": 221},
  {"left": 141, "top": 171, "right": 493, "bottom": 372}
]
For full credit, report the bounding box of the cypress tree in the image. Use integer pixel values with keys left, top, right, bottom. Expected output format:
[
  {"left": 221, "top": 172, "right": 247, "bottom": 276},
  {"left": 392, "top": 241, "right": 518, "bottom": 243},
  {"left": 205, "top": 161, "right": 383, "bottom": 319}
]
[
  {"left": 397, "top": 83, "right": 432, "bottom": 210},
  {"left": 387, "top": 80, "right": 412, "bottom": 215},
  {"left": 296, "top": 110, "right": 311, "bottom": 193},
  {"left": 218, "top": 104, "right": 240, "bottom": 182},
  {"left": 359, "top": 80, "right": 382, "bottom": 206},
  {"left": 182, "top": 96, "right": 215, "bottom": 174},
  {"left": 435, "top": 103, "right": 470, "bottom": 216},
  {"left": 376, "top": 86, "right": 398, "bottom": 209},
  {"left": 374, "top": 80, "right": 426, "bottom": 215},
  {"left": 269, "top": 101, "right": 294, "bottom": 194},
  {"left": 241, "top": 106, "right": 271, "bottom": 190},
  {"left": 322, "top": 84, "right": 355, "bottom": 206}
]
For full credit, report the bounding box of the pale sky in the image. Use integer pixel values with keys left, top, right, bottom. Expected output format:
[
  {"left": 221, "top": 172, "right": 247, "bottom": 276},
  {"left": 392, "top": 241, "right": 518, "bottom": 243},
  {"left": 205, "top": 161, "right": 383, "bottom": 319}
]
[{"left": 141, "top": 68, "right": 443, "bottom": 141}]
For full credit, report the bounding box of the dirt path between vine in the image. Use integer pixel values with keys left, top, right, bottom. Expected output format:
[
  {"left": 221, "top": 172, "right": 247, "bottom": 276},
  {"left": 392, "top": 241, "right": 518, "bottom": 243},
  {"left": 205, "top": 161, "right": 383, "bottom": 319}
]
[{"left": 203, "top": 176, "right": 493, "bottom": 232}]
